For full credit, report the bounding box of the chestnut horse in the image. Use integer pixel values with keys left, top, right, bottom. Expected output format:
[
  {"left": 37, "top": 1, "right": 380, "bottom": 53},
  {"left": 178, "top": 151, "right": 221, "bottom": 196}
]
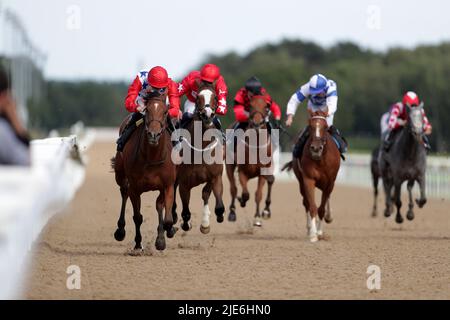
[
  {"left": 173, "top": 81, "right": 225, "bottom": 234},
  {"left": 226, "top": 96, "right": 275, "bottom": 227},
  {"left": 112, "top": 96, "right": 177, "bottom": 252},
  {"left": 282, "top": 110, "right": 340, "bottom": 242}
]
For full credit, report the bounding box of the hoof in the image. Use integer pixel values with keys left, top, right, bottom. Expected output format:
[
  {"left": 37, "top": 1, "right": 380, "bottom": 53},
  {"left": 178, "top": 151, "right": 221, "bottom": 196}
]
[
  {"left": 262, "top": 209, "right": 271, "bottom": 220},
  {"left": 371, "top": 210, "right": 377, "bottom": 218},
  {"left": 166, "top": 226, "right": 178, "bottom": 238},
  {"left": 127, "top": 248, "right": 144, "bottom": 256},
  {"left": 200, "top": 225, "right": 210, "bottom": 234},
  {"left": 216, "top": 214, "right": 224, "bottom": 223},
  {"left": 395, "top": 214, "right": 404, "bottom": 224},
  {"left": 114, "top": 228, "right": 126, "bottom": 241},
  {"left": 406, "top": 210, "right": 415, "bottom": 221},
  {"left": 155, "top": 238, "right": 166, "bottom": 251},
  {"left": 384, "top": 208, "right": 391, "bottom": 218},
  {"left": 181, "top": 222, "right": 192, "bottom": 232},
  {"left": 253, "top": 219, "right": 262, "bottom": 227},
  {"left": 324, "top": 216, "right": 333, "bottom": 224},
  {"left": 228, "top": 210, "right": 237, "bottom": 222},
  {"left": 238, "top": 194, "right": 249, "bottom": 208},
  {"left": 415, "top": 198, "right": 427, "bottom": 208},
  {"left": 309, "top": 235, "right": 319, "bottom": 243}
]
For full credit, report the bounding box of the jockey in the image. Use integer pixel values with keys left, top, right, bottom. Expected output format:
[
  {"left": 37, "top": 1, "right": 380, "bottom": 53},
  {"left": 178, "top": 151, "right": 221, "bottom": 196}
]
[
  {"left": 116, "top": 66, "right": 181, "bottom": 152},
  {"left": 232, "top": 76, "right": 282, "bottom": 134},
  {"left": 285, "top": 74, "right": 347, "bottom": 159},
  {"left": 383, "top": 91, "right": 432, "bottom": 152},
  {"left": 177, "top": 63, "right": 228, "bottom": 132}
]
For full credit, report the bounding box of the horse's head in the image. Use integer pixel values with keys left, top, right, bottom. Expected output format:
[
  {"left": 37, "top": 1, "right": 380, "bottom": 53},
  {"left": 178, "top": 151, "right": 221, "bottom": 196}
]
[
  {"left": 406, "top": 102, "right": 424, "bottom": 142},
  {"left": 249, "top": 95, "right": 269, "bottom": 131},
  {"left": 144, "top": 96, "right": 168, "bottom": 145},
  {"left": 195, "top": 80, "right": 217, "bottom": 127},
  {"left": 308, "top": 110, "right": 329, "bottom": 160}
]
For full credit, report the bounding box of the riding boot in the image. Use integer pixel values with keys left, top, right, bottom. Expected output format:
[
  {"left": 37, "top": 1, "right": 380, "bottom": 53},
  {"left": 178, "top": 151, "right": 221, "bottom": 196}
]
[
  {"left": 422, "top": 135, "right": 431, "bottom": 153},
  {"left": 116, "top": 112, "right": 144, "bottom": 152},
  {"left": 166, "top": 115, "right": 181, "bottom": 148},
  {"left": 293, "top": 126, "right": 310, "bottom": 158},
  {"left": 383, "top": 130, "right": 394, "bottom": 152},
  {"left": 180, "top": 112, "right": 194, "bottom": 129},
  {"left": 329, "top": 125, "right": 348, "bottom": 160},
  {"left": 212, "top": 116, "right": 226, "bottom": 142},
  {"left": 266, "top": 121, "right": 273, "bottom": 136}
]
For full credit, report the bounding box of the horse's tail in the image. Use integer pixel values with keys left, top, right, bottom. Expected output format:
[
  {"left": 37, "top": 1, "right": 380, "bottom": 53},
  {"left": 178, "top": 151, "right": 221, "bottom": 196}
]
[
  {"left": 281, "top": 161, "right": 293, "bottom": 172},
  {"left": 110, "top": 156, "right": 116, "bottom": 170}
]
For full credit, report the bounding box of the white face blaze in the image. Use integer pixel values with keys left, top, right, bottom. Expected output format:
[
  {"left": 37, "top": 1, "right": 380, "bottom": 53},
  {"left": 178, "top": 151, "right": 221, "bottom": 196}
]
[
  {"left": 199, "top": 89, "right": 214, "bottom": 106},
  {"left": 316, "top": 122, "right": 321, "bottom": 138}
]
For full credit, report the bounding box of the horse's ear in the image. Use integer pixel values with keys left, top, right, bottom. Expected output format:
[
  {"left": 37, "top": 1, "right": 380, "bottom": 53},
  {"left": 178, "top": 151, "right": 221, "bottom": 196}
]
[{"left": 195, "top": 78, "right": 201, "bottom": 88}]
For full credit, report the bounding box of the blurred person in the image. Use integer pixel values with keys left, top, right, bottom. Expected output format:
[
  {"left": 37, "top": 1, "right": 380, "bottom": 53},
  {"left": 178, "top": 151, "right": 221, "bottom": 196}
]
[
  {"left": 285, "top": 73, "right": 347, "bottom": 159},
  {"left": 117, "top": 66, "right": 181, "bottom": 152},
  {"left": 231, "top": 76, "right": 282, "bottom": 134},
  {"left": 383, "top": 91, "right": 432, "bottom": 152},
  {"left": 0, "top": 67, "right": 31, "bottom": 166},
  {"left": 177, "top": 63, "right": 228, "bottom": 134}
]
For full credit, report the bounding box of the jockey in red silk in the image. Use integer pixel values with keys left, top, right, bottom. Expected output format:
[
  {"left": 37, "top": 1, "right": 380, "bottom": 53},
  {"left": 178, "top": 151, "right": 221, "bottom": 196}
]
[
  {"left": 177, "top": 63, "right": 228, "bottom": 132},
  {"left": 383, "top": 91, "right": 432, "bottom": 151},
  {"left": 232, "top": 76, "right": 282, "bottom": 134},
  {"left": 117, "top": 66, "right": 181, "bottom": 152}
]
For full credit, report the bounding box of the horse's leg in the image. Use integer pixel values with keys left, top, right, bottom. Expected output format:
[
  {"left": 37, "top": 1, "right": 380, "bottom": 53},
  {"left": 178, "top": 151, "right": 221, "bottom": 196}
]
[
  {"left": 317, "top": 187, "right": 332, "bottom": 239},
  {"left": 372, "top": 171, "right": 379, "bottom": 217},
  {"left": 155, "top": 191, "right": 166, "bottom": 251},
  {"left": 253, "top": 176, "right": 266, "bottom": 227},
  {"left": 226, "top": 164, "right": 238, "bottom": 222},
  {"left": 200, "top": 182, "right": 213, "bottom": 234},
  {"left": 180, "top": 184, "right": 192, "bottom": 231},
  {"left": 406, "top": 180, "right": 415, "bottom": 221},
  {"left": 303, "top": 178, "right": 319, "bottom": 242},
  {"left": 382, "top": 177, "right": 393, "bottom": 217},
  {"left": 393, "top": 180, "right": 404, "bottom": 224},
  {"left": 324, "top": 199, "right": 333, "bottom": 223},
  {"left": 129, "top": 190, "right": 144, "bottom": 250},
  {"left": 262, "top": 175, "right": 274, "bottom": 220},
  {"left": 415, "top": 175, "right": 427, "bottom": 208},
  {"left": 238, "top": 171, "right": 250, "bottom": 208},
  {"left": 114, "top": 185, "right": 128, "bottom": 241},
  {"left": 212, "top": 175, "right": 225, "bottom": 223},
  {"left": 164, "top": 183, "right": 177, "bottom": 239},
  {"left": 172, "top": 180, "right": 178, "bottom": 225}
]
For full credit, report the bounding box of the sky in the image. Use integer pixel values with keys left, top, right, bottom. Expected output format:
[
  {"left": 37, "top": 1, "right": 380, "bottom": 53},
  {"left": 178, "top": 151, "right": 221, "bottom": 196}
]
[{"left": 1, "top": 0, "right": 450, "bottom": 82}]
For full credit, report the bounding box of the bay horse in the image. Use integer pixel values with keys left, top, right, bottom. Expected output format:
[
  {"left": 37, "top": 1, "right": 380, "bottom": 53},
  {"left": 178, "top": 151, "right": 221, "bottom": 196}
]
[
  {"left": 226, "top": 95, "right": 275, "bottom": 227},
  {"left": 282, "top": 110, "right": 340, "bottom": 242},
  {"left": 378, "top": 103, "right": 428, "bottom": 224},
  {"left": 173, "top": 80, "right": 225, "bottom": 234},
  {"left": 112, "top": 96, "right": 177, "bottom": 252}
]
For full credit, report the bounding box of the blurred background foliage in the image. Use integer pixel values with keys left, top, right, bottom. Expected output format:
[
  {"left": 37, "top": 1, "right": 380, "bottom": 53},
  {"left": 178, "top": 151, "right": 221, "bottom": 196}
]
[{"left": 26, "top": 39, "right": 450, "bottom": 153}]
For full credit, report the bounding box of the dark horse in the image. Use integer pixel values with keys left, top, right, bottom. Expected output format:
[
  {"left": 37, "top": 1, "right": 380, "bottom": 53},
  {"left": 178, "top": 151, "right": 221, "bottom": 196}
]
[
  {"left": 112, "top": 96, "right": 177, "bottom": 252},
  {"left": 378, "top": 104, "right": 428, "bottom": 224},
  {"left": 226, "top": 96, "right": 275, "bottom": 227},
  {"left": 174, "top": 81, "right": 225, "bottom": 234},
  {"left": 282, "top": 111, "right": 340, "bottom": 242}
]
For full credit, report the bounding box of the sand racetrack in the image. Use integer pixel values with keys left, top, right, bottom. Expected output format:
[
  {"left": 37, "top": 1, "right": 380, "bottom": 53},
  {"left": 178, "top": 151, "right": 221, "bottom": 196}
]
[{"left": 25, "top": 142, "right": 449, "bottom": 299}]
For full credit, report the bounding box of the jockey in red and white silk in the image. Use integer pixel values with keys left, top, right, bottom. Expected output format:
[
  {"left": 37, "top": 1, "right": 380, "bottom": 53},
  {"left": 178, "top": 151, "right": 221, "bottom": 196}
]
[
  {"left": 177, "top": 64, "right": 228, "bottom": 116},
  {"left": 233, "top": 87, "right": 282, "bottom": 122},
  {"left": 117, "top": 66, "right": 180, "bottom": 152},
  {"left": 383, "top": 91, "right": 432, "bottom": 152},
  {"left": 124, "top": 66, "right": 181, "bottom": 118}
]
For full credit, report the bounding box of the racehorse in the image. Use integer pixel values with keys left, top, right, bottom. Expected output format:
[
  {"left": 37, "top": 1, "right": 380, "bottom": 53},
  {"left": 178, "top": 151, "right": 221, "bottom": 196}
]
[
  {"left": 370, "top": 145, "right": 381, "bottom": 217},
  {"left": 378, "top": 103, "right": 428, "bottom": 224},
  {"left": 111, "top": 96, "right": 177, "bottom": 252},
  {"left": 282, "top": 110, "right": 340, "bottom": 242},
  {"left": 173, "top": 80, "right": 225, "bottom": 234},
  {"left": 226, "top": 95, "right": 275, "bottom": 227}
]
